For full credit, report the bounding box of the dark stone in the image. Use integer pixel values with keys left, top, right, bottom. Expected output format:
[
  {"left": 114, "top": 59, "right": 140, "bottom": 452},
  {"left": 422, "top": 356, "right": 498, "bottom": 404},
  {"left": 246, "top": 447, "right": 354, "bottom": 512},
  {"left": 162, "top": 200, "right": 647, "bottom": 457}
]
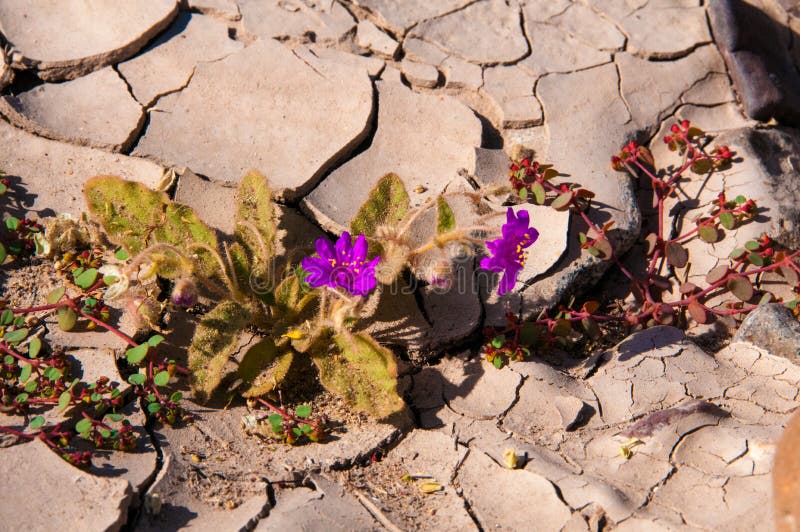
[
  {"left": 709, "top": 0, "right": 800, "bottom": 125},
  {"left": 734, "top": 303, "right": 800, "bottom": 362},
  {"left": 716, "top": 127, "right": 800, "bottom": 249}
]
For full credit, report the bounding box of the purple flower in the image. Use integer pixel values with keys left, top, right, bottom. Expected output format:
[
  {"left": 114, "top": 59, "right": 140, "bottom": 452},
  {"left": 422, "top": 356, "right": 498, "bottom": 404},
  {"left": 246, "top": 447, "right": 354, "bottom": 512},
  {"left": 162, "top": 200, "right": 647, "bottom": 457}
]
[
  {"left": 301, "top": 232, "right": 380, "bottom": 296},
  {"left": 480, "top": 208, "right": 539, "bottom": 295}
]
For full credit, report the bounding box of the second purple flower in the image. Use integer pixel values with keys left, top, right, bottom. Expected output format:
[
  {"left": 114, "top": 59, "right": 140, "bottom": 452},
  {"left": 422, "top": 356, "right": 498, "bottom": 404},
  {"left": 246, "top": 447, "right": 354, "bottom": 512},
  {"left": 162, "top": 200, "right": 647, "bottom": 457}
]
[
  {"left": 301, "top": 232, "right": 380, "bottom": 297},
  {"left": 481, "top": 208, "right": 539, "bottom": 295}
]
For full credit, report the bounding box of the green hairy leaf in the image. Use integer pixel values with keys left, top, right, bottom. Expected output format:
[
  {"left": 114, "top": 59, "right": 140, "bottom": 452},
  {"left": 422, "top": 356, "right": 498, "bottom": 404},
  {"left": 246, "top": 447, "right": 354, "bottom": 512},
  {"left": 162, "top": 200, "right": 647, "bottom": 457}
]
[
  {"left": 189, "top": 301, "right": 250, "bottom": 401},
  {"left": 238, "top": 338, "right": 295, "bottom": 397},
  {"left": 312, "top": 332, "right": 405, "bottom": 420},
  {"left": 351, "top": 173, "right": 410, "bottom": 237},
  {"left": 436, "top": 196, "right": 456, "bottom": 234},
  {"left": 235, "top": 171, "right": 276, "bottom": 285},
  {"left": 84, "top": 176, "right": 219, "bottom": 278}
]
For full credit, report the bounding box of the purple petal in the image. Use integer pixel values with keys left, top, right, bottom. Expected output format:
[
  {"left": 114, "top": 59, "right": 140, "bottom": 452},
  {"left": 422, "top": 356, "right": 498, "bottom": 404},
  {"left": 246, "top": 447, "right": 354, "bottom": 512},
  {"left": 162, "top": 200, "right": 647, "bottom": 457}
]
[
  {"left": 315, "top": 237, "right": 335, "bottom": 260},
  {"left": 336, "top": 232, "right": 353, "bottom": 260},
  {"left": 352, "top": 234, "right": 368, "bottom": 262},
  {"left": 480, "top": 256, "right": 500, "bottom": 272},
  {"left": 301, "top": 257, "right": 332, "bottom": 287},
  {"left": 497, "top": 264, "right": 522, "bottom": 295}
]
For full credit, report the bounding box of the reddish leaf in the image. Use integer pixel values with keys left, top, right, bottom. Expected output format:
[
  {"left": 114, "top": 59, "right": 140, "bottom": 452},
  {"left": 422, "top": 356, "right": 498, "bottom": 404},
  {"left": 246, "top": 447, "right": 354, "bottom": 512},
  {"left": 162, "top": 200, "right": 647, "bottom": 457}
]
[
  {"left": 779, "top": 265, "right": 799, "bottom": 285},
  {"left": 687, "top": 301, "right": 708, "bottom": 324},
  {"left": 727, "top": 276, "right": 754, "bottom": 302},
  {"left": 691, "top": 158, "right": 713, "bottom": 175},
  {"left": 706, "top": 264, "right": 728, "bottom": 284},
  {"left": 582, "top": 301, "right": 601, "bottom": 314},
  {"left": 656, "top": 303, "right": 674, "bottom": 325},
  {"left": 581, "top": 317, "right": 601, "bottom": 339},
  {"left": 593, "top": 238, "right": 613, "bottom": 259},
  {"left": 679, "top": 282, "right": 697, "bottom": 294},
  {"left": 666, "top": 242, "right": 688, "bottom": 268},
  {"left": 552, "top": 319, "right": 572, "bottom": 337},
  {"left": 542, "top": 168, "right": 558, "bottom": 180}
]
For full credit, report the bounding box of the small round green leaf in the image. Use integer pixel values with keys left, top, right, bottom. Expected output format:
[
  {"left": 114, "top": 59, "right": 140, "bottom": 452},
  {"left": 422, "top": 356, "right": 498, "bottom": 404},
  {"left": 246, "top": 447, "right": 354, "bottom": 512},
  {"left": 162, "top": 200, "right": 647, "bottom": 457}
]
[
  {"left": 5, "top": 217, "right": 20, "bottom": 231},
  {"left": 0, "top": 242, "right": 6, "bottom": 264},
  {"left": 46, "top": 286, "right": 66, "bottom": 304},
  {"left": 29, "top": 415, "right": 46, "bottom": 429},
  {"left": 4, "top": 328, "right": 29, "bottom": 344},
  {"left": 75, "top": 418, "right": 93, "bottom": 435},
  {"left": 127, "top": 373, "right": 146, "bottom": 386},
  {"left": 719, "top": 212, "right": 736, "bottom": 230},
  {"left": 15, "top": 392, "right": 28, "bottom": 403},
  {"left": 126, "top": 344, "right": 149, "bottom": 365},
  {"left": 491, "top": 335, "right": 505, "bottom": 349},
  {"left": 0, "top": 309, "right": 13, "bottom": 325},
  {"left": 532, "top": 181, "right": 546, "bottom": 205},
  {"left": 28, "top": 337, "right": 42, "bottom": 358},
  {"left": 295, "top": 404, "right": 312, "bottom": 419},
  {"left": 551, "top": 191, "right": 573, "bottom": 211},
  {"left": 115, "top": 248, "right": 130, "bottom": 261},
  {"left": 147, "top": 402, "right": 162, "bottom": 414},
  {"left": 58, "top": 391, "right": 71, "bottom": 412},
  {"left": 744, "top": 240, "right": 760, "bottom": 251},
  {"left": 170, "top": 392, "right": 183, "bottom": 403},
  {"left": 153, "top": 371, "right": 170, "bottom": 387},
  {"left": 57, "top": 306, "right": 77, "bottom": 332},
  {"left": 106, "top": 413, "right": 124, "bottom": 422},
  {"left": 147, "top": 335, "right": 165, "bottom": 348},
  {"left": 44, "top": 367, "right": 62, "bottom": 381},
  {"left": 74, "top": 268, "right": 99, "bottom": 290},
  {"left": 23, "top": 381, "right": 37, "bottom": 393},
  {"left": 698, "top": 225, "right": 718, "bottom": 243},
  {"left": 729, "top": 248, "right": 746, "bottom": 260},
  {"left": 748, "top": 252, "right": 764, "bottom": 267},
  {"left": 18, "top": 363, "right": 32, "bottom": 383}
]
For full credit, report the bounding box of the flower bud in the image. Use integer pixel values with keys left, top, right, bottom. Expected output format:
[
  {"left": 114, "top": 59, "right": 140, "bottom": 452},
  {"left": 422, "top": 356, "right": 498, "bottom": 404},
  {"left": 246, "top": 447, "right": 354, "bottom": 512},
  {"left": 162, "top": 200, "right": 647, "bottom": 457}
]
[
  {"left": 171, "top": 278, "right": 198, "bottom": 307},
  {"left": 127, "top": 295, "right": 161, "bottom": 330}
]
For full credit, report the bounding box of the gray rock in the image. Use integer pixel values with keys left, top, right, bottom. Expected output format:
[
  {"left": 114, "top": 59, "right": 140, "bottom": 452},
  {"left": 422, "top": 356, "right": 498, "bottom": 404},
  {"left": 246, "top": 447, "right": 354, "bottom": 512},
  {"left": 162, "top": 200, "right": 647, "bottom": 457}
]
[
  {"left": 258, "top": 476, "right": 379, "bottom": 530},
  {"left": 356, "top": 19, "right": 399, "bottom": 58},
  {"left": 408, "top": 0, "right": 529, "bottom": 65},
  {"left": 351, "top": 0, "right": 473, "bottom": 35},
  {"left": 0, "top": 0, "right": 179, "bottom": 81},
  {"left": 0, "top": 120, "right": 165, "bottom": 219},
  {"left": 0, "top": 439, "right": 132, "bottom": 530},
  {"left": 134, "top": 39, "right": 374, "bottom": 201},
  {"left": 303, "top": 80, "right": 482, "bottom": 233},
  {"left": 137, "top": 450, "right": 269, "bottom": 531},
  {"left": 0, "top": 67, "right": 144, "bottom": 151},
  {"left": 441, "top": 55, "right": 483, "bottom": 91},
  {"left": 118, "top": 12, "right": 243, "bottom": 107},
  {"left": 593, "top": 0, "right": 710, "bottom": 59},
  {"left": 238, "top": 0, "right": 355, "bottom": 43},
  {"left": 519, "top": 20, "right": 610, "bottom": 77},
  {"left": 185, "top": 0, "right": 240, "bottom": 20},
  {"left": 457, "top": 449, "right": 572, "bottom": 531},
  {"left": 734, "top": 303, "right": 800, "bottom": 363},
  {"left": 482, "top": 65, "right": 542, "bottom": 129},
  {"left": 400, "top": 60, "right": 439, "bottom": 88}
]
